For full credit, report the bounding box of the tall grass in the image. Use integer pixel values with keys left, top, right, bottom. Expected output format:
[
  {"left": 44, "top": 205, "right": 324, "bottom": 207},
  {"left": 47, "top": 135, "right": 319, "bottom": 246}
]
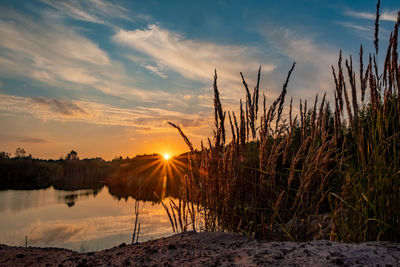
[{"left": 169, "top": 3, "right": 400, "bottom": 242}]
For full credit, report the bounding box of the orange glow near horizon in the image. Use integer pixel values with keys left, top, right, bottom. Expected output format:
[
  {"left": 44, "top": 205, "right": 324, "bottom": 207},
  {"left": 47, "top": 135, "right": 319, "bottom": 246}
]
[{"left": 125, "top": 152, "right": 185, "bottom": 200}]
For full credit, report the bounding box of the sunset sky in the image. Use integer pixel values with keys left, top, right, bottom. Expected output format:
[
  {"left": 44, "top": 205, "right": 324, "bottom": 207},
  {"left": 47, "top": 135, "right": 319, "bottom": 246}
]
[{"left": 0, "top": 0, "right": 398, "bottom": 160}]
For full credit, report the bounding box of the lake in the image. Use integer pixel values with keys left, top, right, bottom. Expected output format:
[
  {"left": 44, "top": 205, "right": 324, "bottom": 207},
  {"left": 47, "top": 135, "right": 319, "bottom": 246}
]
[{"left": 0, "top": 186, "right": 174, "bottom": 252}]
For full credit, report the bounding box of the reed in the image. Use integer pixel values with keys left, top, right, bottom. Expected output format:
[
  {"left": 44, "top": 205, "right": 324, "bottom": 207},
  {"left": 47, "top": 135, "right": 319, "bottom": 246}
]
[{"left": 169, "top": 2, "right": 400, "bottom": 242}]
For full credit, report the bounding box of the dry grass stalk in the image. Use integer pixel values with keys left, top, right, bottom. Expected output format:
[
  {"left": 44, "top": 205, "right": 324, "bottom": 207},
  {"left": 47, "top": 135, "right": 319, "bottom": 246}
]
[
  {"left": 374, "top": 0, "right": 380, "bottom": 54},
  {"left": 167, "top": 0, "right": 400, "bottom": 242}
]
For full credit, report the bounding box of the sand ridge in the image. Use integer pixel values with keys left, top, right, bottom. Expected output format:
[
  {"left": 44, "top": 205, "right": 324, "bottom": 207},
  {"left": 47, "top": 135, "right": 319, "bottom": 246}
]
[{"left": 0, "top": 231, "right": 399, "bottom": 266}]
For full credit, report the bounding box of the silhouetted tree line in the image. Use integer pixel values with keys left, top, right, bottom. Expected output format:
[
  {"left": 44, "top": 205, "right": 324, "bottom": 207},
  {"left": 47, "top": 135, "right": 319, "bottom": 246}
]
[
  {"left": 0, "top": 149, "right": 108, "bottom": 190},
  {"left": 0, "top": 149, "right": 189, "bottom": 201},
  {"left": 106, "top": 153, "right": 189, "bottom": 201}
]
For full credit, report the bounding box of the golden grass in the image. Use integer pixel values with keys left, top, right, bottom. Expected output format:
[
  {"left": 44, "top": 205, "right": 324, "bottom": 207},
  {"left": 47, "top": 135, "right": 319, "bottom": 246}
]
[{"left": 168, "top": 3, "right": 400, "bottom": 242}]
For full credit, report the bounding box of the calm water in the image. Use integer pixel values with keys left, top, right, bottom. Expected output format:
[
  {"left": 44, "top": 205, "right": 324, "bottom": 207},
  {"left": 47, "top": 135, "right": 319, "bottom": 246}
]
[{"left": 0, "top": 187, "right": 174, "bottom": 251}]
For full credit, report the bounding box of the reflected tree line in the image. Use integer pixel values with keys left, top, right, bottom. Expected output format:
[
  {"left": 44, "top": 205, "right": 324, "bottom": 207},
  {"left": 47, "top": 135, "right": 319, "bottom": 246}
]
[{"left": 0, "top": 148, "right": 189, "bottom": 202}]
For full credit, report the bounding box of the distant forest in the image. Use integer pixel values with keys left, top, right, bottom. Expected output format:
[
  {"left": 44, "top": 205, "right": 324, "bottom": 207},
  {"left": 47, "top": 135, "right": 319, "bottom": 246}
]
[{"left": 0, "top": 148, "right": 188, "bottom": 202}]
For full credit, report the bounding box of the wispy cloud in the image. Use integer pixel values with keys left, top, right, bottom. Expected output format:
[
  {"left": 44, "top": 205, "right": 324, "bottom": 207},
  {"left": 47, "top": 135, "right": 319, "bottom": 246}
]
[
  {"left": 18, "top": 137, "right": 48, "bottom": 143},
  {"left": 145, "top": 65, "right": 168, "bottom": 78},
  {"left": 334, "top": 21, "right": 372, "bottom": 32},
  {"left": 260, "top": 26, "right": 338, "bottom": 101},
  {"left": 345, "top": 10, "right": 398, "bottom": 22},
  {"left": 32, "top": 97, "right": 87, "bottom": 116},
  {"left": 0, "top": 134, "right": 48, "bottom": 144},
  {"left": 40, "top": 0, "right": 133, "bottom": 24},
  {"left": 0, "top": 8, "right": 176, "bottom": 103},
  {"left": 114, "top": 24, "right": 277, "bottom": 100},
  {"left": 333, "top": 21, "right": 374, "bottom": 40},
  {"left": 0, "top": 94, "right": 211, "bottom": 131}
]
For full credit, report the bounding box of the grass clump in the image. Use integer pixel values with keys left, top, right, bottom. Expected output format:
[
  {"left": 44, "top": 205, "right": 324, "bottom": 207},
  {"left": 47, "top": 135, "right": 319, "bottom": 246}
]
[{"left": 168, "top": 3, "right": 400, "bottom": 242}]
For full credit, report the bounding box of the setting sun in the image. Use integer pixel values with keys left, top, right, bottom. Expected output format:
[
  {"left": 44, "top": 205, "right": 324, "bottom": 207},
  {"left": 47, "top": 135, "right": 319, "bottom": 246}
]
[{"left": 163, "top": 154, "right": 171, "bottom": 160}]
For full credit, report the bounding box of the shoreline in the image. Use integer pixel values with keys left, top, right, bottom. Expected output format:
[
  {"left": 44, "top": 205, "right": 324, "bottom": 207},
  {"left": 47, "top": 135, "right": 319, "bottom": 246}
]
[{"left": 1, "top": 231, "right": 400, "bottom": 266}]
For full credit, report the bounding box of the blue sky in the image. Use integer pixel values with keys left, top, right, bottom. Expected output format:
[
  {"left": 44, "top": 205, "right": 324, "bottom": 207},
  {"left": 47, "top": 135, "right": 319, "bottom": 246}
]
[{"left": 0, "top": 0, "right": 398, "bottom": 159}]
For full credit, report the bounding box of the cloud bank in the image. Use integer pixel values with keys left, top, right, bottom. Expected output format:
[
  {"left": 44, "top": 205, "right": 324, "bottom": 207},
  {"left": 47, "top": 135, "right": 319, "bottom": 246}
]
[
  {"left": 0, "top": 94, "right": 211, "bottom": 131},
  {"left": 114, "top": 24, "right": 277, "bottom": 99}
]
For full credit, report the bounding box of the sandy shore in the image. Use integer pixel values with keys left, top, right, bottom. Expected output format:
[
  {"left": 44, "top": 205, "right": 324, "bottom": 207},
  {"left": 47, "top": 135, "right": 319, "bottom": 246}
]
[{"left": 1, "top": 231, "right": 399, "bottom": 266}]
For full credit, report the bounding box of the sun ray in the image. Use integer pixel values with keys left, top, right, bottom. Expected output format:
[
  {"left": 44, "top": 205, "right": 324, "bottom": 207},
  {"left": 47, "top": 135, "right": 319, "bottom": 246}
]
[
  {"left": 169, "top": 160, "right": 185, "bottom": 176},
  {"left": 146, "top": 161, "right": 164, "bottom": 179},
  {"left": 133, "top": 157, "right": 163, "bottom": 173},
  {"left": 170, "top": 159, "right": 188, "bottom": 170}
]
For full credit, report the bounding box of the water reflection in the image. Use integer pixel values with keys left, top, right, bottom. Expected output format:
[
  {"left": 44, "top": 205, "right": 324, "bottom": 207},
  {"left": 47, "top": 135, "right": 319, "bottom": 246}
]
[
  {"left": 0, "top": 187, "right": 174, "bottom": 251},
  {"left": 60, "top": 189, "right": 100, "bottom": 208},
  {"left": 0, "top": 188, "right": 100, "bottom": 212}
]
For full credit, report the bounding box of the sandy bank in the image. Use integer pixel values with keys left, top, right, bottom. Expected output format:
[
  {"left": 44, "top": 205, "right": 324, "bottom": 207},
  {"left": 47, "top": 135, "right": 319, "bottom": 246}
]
[{"left": 1, "top": 231, "right": 399, "bottom": 266}]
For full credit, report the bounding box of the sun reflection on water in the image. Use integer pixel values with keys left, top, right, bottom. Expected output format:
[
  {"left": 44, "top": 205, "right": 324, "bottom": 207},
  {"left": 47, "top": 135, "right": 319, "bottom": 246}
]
[{"left": 0, "top": 188, "right": 176, "bottom": 251}]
